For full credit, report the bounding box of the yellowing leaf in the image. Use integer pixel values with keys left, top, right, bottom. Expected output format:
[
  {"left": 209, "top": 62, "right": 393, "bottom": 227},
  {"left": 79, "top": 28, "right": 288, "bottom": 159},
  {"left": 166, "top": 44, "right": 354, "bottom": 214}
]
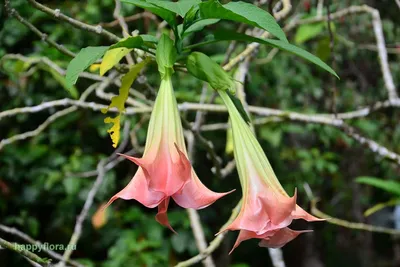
[
  {"left": 364, "top": 199, "right": 400, "bottom": 217},
  {"left": 92, "top": 203, "right": 108, "bottom": 229},
  {"left": 89, "top": 63, "right": 101, "bottom": 72},
  {"left": 103, "top": 58, "right": 151, "bottom": 147},
  {"left": 104, "top": 115, "right": 121, "bottom": 148},
  {"left": 100, "top": 47, "right": 133, "bottom": 76}
]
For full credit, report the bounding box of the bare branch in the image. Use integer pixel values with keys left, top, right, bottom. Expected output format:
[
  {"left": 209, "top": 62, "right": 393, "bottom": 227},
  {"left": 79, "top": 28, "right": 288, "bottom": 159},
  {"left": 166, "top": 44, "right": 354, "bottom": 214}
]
[
  {"left": 57, "top": 122, "right": 131, "bottom": 266},
  {"left": 0, "top": 237, "right": 52, "bottom": 267},
  {"left": 287, "top": 5, "right": 398, "bottom": 100},
  {"left": 112, "top": 0, "right": 134, "bottom": 65},
  {"left": 27, "top": 0, "right": 120, "bottom": 42},
  {"left": 0, "top": 224, "right": 82, "bottom": 267},
  {"left": 4, "top": 1, "right": 75, "bottom": 57},
  {"left": 175, "top": 203, "right": 241, "bottom": 267},
  {"left": 100, "top": 12, "right": 158, "bottom": 28}
]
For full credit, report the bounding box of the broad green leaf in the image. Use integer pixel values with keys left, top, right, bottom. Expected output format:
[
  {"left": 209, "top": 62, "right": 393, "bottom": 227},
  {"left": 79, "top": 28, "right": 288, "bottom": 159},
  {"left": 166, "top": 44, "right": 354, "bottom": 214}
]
[
  {"left": 364, "top": 199, "right": 400, "bottom": 217},
  {"left": 65, "top": 46, "right": 109, "bottom": 89},
  {"left": 187, "top": 52, "right": 235, "bottom": 91},
  {"left": 156, "top": 34, "right": 177, "bottom": 78},
  {"left": 203, "top": 30, "right": 339, "bottom": 78},
  {"left": 295, "top": 23, "right": 325, "bottom": 44},
  {"left": 178, "top": 18, "right": 220, "bottom": 37},
  {"left": 147, "top": 0, "right": 201, "bottom": 17},
  {"left": 198, "top": 0, "right": 287, "bottom": 42},
  {"left": 100, "top": 48, "right": 132, "bottom": 76},
  {"left": 356, "top": 176, "right": 400, "bottom": 196},
  {"left": 109, "top": 36, "right": 144, "bottom": 49},
  {"left": 140, "top": 34, "right": 158, "bottom": 43},
  {"left": 121, "top": 0, "right": 176, "bottom": 26},
  {"left": 103, "top": 58, "right": 151, "bottom": 147}
]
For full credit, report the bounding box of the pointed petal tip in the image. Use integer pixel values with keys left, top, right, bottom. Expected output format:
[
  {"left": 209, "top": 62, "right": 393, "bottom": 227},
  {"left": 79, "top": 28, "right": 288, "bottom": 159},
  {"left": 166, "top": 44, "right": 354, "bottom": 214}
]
[
  {"left": 117, "top": 153, "right": 145, "bottom": 166},
  {"left": 102, "top": 195, "right": 119, "bottom": 211},
  {"left": 155, "top": 198, "right": 177, "bottom": 233}
]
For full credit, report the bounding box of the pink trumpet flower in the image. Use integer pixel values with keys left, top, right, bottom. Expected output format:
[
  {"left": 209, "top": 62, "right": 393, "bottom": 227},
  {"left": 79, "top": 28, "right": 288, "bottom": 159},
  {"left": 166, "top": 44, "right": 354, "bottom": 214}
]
[
  {"left": 218, "top": 90, "right": 323, "bottom": 253},
  {"left": 105, "top": 77, "right": 232, "bottom": 231}
]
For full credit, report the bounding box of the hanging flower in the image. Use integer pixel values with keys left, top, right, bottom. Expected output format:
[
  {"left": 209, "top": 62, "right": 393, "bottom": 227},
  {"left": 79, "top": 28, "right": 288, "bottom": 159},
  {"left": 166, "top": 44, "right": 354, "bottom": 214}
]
[
  {"left": 218, "top": 90, "right": 323, "bottom": 253},
  {"left": 105, "top": 76, "right": 231, "bottom": 231}
]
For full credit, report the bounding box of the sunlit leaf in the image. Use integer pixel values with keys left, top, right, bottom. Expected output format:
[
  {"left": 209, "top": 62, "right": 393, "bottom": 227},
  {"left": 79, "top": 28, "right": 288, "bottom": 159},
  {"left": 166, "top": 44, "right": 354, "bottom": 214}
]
[
  {"left": 100, "top": 48, "right": 132, "bottom": 76},
  {"left": 100, "top": 36, "right": 145, "bottom": 76}
]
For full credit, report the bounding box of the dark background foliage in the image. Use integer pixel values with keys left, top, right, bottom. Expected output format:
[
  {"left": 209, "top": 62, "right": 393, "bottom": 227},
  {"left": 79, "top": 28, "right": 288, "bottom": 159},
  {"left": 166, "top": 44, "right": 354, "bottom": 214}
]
[{"left": 1, "top": 0, "right": 399, "bottom": 266}]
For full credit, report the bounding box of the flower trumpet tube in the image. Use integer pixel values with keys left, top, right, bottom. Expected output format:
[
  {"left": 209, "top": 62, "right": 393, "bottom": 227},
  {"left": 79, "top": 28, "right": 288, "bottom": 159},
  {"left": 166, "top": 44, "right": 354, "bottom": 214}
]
[
  {"left": 105, "top": 75, "right": 232, "bottom": 231},
  {"left": 218, "top": 90, "right": 323, "bottom": 253}
]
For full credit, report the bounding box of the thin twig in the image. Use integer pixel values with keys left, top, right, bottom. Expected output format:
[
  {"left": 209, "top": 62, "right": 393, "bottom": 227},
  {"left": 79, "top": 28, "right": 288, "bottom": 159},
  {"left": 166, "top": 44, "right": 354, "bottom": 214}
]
[
  {"left": 57, "top": 122, "right": 131, "bottom": 267},
  {"left": 326, "top": 0, "right": 337, "bottom": 116},
  {"left": 112, "top": 0, "right": 134, "bottom": 65},
  {"left": 100, "top": 12, "right": 158, "bottom": 28},
  {"left": 27, "top": 0, "right": 120, "bottom": 42},
  {"left": 57, "top": 159, "right": 107, "bottom": 267},
  {"left": 0, "top": 237, "right": 52, "bottom": 267},
  {"left": 185, "top": 83, "right": 216, "bottom": 267},
  {"left": 175, "top": 203, "right": 241, "bottom": 267},
  {"left": 311, "top": 199, "right": 400, "bottom": 235},
  {"left": 286, "top": 5, "right": 398, "bottom": 101},
  {"left": 4, "top": 1, "right": 75, "bottom": 57},
  {"left": 0, "top": 224, "right": 82, "bottom": 267}
]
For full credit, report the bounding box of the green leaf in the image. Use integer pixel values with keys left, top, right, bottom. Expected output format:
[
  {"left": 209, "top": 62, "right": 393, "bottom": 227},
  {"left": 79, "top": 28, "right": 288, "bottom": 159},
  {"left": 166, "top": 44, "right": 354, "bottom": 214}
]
[
  {"left": 179, "top": 18, "right": 220, "bottom": 37},
  {"left": 109, "top": 36, "right": 144, "bottom": 49},
  {"left": 198, "top": 0, "right": 287, "bottom": 42},
  {"left": 103, "top": 57, "right": 151, "bottom": 147},
  {"left": 121, "top": 0, "right": 176, "bottom": 26},
  {"left": 227, "top": 90, "right": 251, "bottom": 124},
  {"left": 202, "top": 30, "right": 339, "bottom": 78},
  {"left": 187, "top": 52, "right": 234, "bottom": 91},
  {"left": 356, "top": 176, "right": 400, "bottom": 196},
  {"left": 65, "top": 46, "right": 109, "bottom": 89},
  {"left": 156, "top": 34, "right": 177, "bottom": 78},
  {"left": 147, "top": 0, "right": 201, "bottom": 17},
  {"left": 140, "top": 34, "right": 158, "bottom": 43},
  {"left": 295, "top": 23, "right": 325, "bottom": 44}
]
